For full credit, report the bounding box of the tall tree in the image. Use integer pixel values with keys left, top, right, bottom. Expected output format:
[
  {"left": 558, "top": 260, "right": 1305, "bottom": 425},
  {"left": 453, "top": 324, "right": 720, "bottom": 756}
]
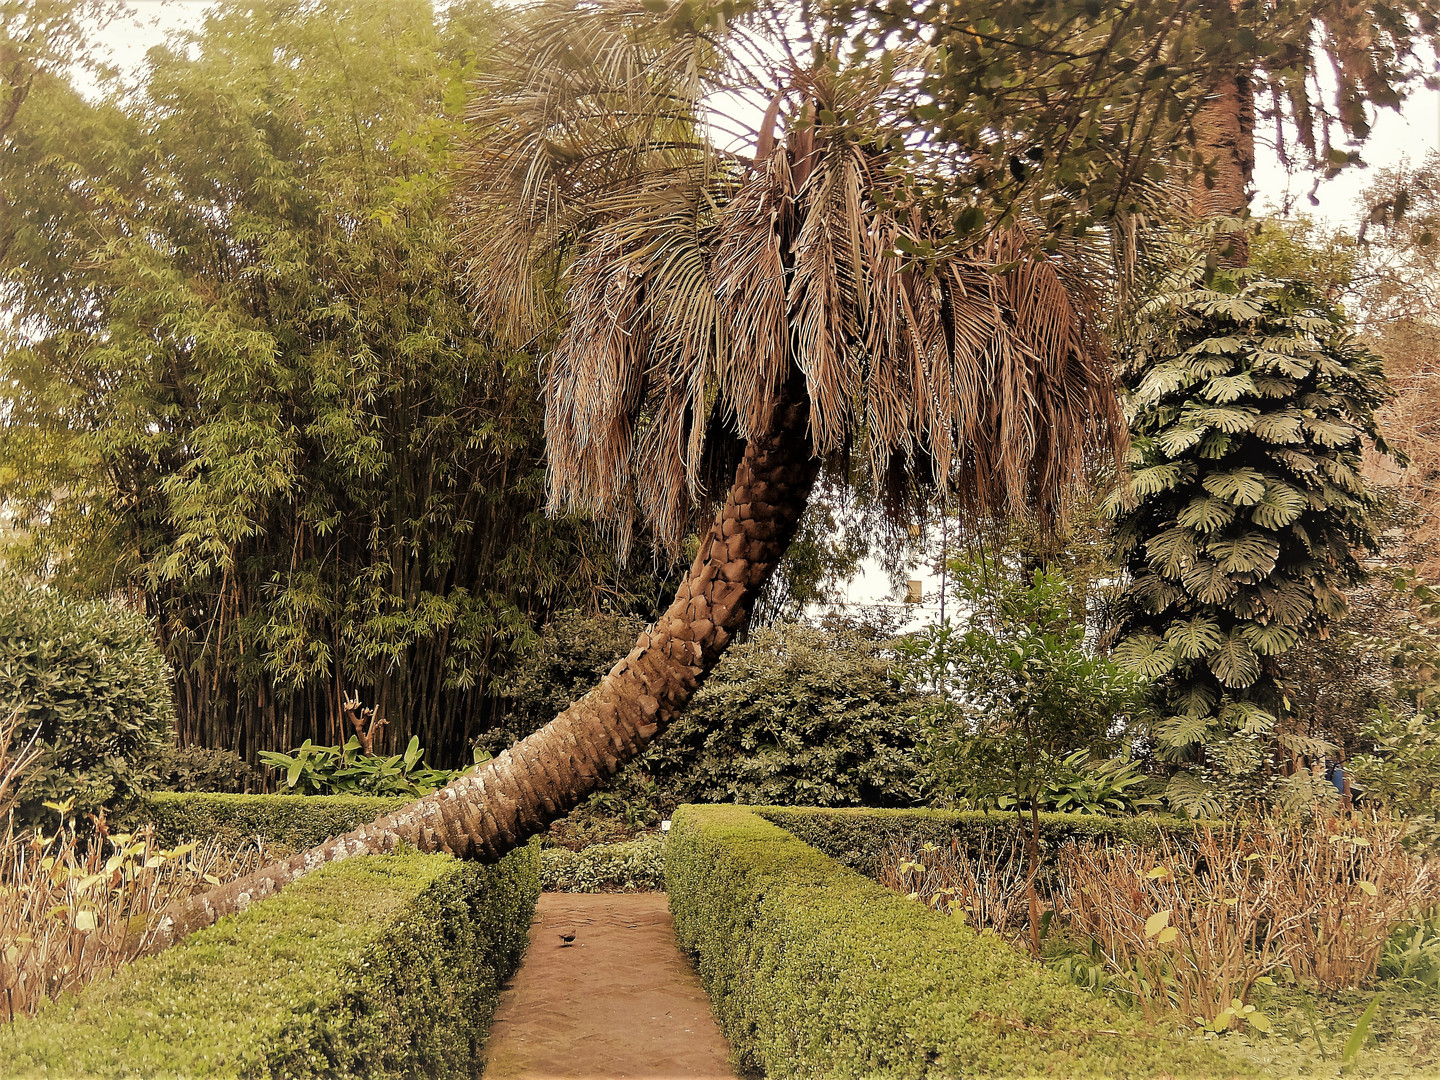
[
  {"left": 849, "top": 0, "right": 1440, "bottom": 254},
  {"left": 1101, "top": 2, "right": 1427, "bottom": 809},
  {"left": 154, "top": 0, "right": 1122, "bottom": 943}
]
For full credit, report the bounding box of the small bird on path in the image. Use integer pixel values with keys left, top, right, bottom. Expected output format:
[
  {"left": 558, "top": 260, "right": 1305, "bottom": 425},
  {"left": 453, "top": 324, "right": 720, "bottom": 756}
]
[{"left": 558, "top": 931, "right": 576, "bottom": 947}]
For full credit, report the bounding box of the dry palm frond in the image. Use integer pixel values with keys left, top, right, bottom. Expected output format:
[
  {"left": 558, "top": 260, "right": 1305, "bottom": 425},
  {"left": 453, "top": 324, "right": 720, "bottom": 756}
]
[{"left": 459, "top": 0, "right": 1125, "bottom": 554}]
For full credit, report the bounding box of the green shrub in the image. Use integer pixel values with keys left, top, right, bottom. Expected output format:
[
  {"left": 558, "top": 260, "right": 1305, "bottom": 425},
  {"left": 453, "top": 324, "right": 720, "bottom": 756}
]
[
  {"left": 0, "top": 575, "right": 172, "bottom": 825},
  {"left": 0, "top": 845, "right": 540, "bottom": 1078},
  {"left": 540, "top": 835, "right": 666, "bottom": 892},
  {"left": 666, "top": 805, "right": 1241, "bottom": 1079},
  {"left": 758, "top": 806, "right": 1202, "bottom": 885},
  {"left": 136, "top": 792, "right": 411, "bottom": 855},
  {"left": 642, "top": 622, "right": 928, "bottom": 808},
  {"left": 152, "top": 744, "right": 260, "bottom": 794}
]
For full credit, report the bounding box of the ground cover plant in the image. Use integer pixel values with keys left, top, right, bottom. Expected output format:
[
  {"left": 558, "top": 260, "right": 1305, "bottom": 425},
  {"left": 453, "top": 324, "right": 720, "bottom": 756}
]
[
  {"left": 541, "top": 835, "right": 666, "bottom": 893},
  {"left": 0, "top": 713, "right": 262, "bottom": 1020}
]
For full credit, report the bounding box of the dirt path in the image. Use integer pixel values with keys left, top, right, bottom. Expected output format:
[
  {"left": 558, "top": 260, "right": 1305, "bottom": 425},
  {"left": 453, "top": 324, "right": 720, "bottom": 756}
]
[{"left": 482, "top": 893, "right": 737, "bottom": 1080}]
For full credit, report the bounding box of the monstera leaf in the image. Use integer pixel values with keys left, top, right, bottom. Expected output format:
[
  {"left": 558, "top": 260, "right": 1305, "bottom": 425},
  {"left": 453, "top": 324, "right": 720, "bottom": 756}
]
[
  {"left": 1250, "top": 483, "right": 1307, "bottom": 529},
  {"left": 1177, "top": 495, "right": 1236, "bottom": 532},
  {"left": 1164, "top": 616, "right": 1227, "bottom": 660},
  {"left": 1112, "top": 633, "right": 1177, "bottom": 678},
  {"left": 1208, "top": 633, "right": 1261, "bottom": 689},
  {"left": 1202, "top": 467, "right": 1267, "bottom": 506}
]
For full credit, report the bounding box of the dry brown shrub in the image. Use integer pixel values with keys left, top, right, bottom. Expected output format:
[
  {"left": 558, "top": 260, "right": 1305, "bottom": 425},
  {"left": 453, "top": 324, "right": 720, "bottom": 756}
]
[
  {"left": 0, "top": 711, "right": 263, "bottom": 1021},
  {"left": 1263, "top": 811, "right": 1439, "bottom": 990},
  {"left": 1055, "top": 824, "right": 1306, "bottom": 1026},
  {"left": 877, "top": 833, "right": 1030, "bottom": 941},
  {"left": 1054, "top": 815, "right": 1440, "bottom": 1026}
]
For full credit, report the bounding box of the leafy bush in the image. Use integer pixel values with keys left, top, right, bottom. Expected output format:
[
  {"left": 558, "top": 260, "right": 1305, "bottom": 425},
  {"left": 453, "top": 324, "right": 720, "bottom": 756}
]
[
  {"left": 0, "top": 575, "right": 172, "bottom": 825},
  {"left": 665, "top": 804, "right": 1237, "bottom": 1079},
  {"left": 541, "top": 836, "right": 666, "bottom": 892},
  {"left": 1350, "top": 707, "right": 1440, "bottom": 849},
  {"left": 491, "top": 609, "right": 648, "bottom": 748},
  {"left": 0, "top": 846, "right": 540, "bottom": 1078},
  {"left": 152, "top": 743, "right": 259, "bottom": 794},
  {"left": 642, "top": 622, "right": 928, "bottom": 808},
  {"left": 136, "top": 792, "right": 411, "bottom": 856},
  {"left": 896, "top": 561, "right": 1150, "bottom": 813},
  {"left": 258, "top": 736, "right": 476, "bottom": 797}
]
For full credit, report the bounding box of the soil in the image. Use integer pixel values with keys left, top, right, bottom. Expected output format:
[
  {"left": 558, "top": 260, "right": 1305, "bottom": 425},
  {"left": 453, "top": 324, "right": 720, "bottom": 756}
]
[{"left": 482, "top": 892, "right": 738, "bottom": 1080}]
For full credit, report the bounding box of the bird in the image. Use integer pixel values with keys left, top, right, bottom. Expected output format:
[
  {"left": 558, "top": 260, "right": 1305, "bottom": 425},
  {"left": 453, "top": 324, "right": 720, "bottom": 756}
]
[{"left": 558, "top": 931, "right": 575, "bottom": 947}]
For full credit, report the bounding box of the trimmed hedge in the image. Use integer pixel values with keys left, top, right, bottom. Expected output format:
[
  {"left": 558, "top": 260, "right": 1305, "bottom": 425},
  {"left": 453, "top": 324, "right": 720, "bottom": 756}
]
[
  {"left": 0, "top": 845, "right": 540, "bottom": 1078},
  {"left": 760, "top": 806, "right": 1202, "bottom": 884},
  {"left": 667, "top": 805, "right": 1243, "bottom": 1079},
  {"left": 137, "top": 792, "right": 411, "bottom": 854},
  {"left": 541, "top": 835, "right": 666, "bottom": 892}
]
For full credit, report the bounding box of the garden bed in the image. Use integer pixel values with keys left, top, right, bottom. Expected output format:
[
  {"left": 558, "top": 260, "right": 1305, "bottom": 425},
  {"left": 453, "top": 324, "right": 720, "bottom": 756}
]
[
  {"left": 0, "top": 844, "right": 540, "bottom": 1078},
  {"left": 666, "top": 804, "right": 1241, "bottom": 1079}
]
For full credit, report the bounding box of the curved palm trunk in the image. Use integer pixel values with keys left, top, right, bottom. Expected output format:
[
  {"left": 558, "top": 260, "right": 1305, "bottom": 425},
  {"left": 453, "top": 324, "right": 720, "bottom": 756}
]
[
  {"left": 1190, "top": 69, "right": 1255, "bottom": 266},
  {"left": 150, "top": 388, "right": 819, "bottom": 951}
]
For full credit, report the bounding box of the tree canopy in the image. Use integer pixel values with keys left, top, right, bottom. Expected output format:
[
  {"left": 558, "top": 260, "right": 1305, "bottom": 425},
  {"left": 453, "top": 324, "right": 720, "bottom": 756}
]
[{"left": 0, "top": 0, "right": 669, "bottom": 765}]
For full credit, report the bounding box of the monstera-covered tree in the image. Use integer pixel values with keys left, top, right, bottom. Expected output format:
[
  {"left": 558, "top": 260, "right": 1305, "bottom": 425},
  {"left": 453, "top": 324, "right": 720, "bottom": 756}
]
[
  {"left": 1109, "top": 277, "right": 1395, "bottom": 810},
  {"left": 153, "top": 0, "right": 1121, "bottom": 945}
]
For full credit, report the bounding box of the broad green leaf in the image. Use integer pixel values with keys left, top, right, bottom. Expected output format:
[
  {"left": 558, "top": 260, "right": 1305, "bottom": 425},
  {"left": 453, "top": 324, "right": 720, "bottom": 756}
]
[
  {"left": 1129, "top": 463, "right": 1183, "bottom": 498},
  {"left": 1303, "top": 416, "right": 1358, "bottom": 447},
  {"left": 1250, "top": 483, "right": 1307, "bottom": 530},
  {"left": 1176, "top": 495, "right": 1235, "bottom": 532},
  {"left": 1208, "top": 633, "right": 1261, "bottom": 689},
  {"left": 1156, "top": 425, "right": 1205, "bottom": 456},
  {"left": 1219, "top": 699, "right": 1276, "bottom": 734},
  {"left": 1146, "top": 527, "right": 1196, "bottom": 578},
  {"left": 1250, "top": 411, "right": 1304, "bottom": 444},
  {"left": 1239, "top": 622, "right": 1300, "bottom": 656},
  {"left": 1202, "top": 468, "right": 1266, "bottom": 505},
  {"left": 1158, "top": 712, "right": 1212, "bottom": 748},
  {"left": 1201, "top": 373, "right": 1258, "bottom": 404},
  {"left": 1113, "top": 633, "right": 1177, "bottom": 678},
  {"left": 1181, "top": 559, "right": 1237, "bottom": 605},
  {"left": 1204, "top": 533, "right": 1279, "bottom": 576},
  {"left": 1164, "top": 616, "right": 1226, "bottom": 660}
]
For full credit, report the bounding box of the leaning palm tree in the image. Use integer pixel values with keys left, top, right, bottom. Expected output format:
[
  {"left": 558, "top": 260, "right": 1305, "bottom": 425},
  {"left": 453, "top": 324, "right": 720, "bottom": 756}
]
[{"left": 152, "top": 0, "right": 1121, "bottom": 946}]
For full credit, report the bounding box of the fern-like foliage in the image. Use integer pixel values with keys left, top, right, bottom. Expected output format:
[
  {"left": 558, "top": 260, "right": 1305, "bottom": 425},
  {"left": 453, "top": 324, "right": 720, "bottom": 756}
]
[{"left": 1109, "top": 274, "right": 1397, "bottom": 798}]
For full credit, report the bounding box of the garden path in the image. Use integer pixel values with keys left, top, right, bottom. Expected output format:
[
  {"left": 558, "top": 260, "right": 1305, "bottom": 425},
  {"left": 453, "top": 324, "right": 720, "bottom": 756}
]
[{"left": 482, "top": 892, "right": 737, "bottom": 1080}]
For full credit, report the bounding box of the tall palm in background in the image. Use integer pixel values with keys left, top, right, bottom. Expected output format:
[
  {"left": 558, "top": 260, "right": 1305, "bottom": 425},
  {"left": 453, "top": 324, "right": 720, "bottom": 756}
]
[{"left": 154, "top": 0, "right": 1121, "bottom": 944}]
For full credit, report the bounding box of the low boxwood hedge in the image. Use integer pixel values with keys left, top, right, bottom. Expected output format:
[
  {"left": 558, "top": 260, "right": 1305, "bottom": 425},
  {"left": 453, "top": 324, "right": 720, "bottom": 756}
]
[
  {"left": 137, "top": 792, "right": 411, "bottom": 854},
  {"left": 666, "top": 805, "right": 1243, "bottom": 1079},
  {"left": 540, "top": 835, "right": 666, "bottom": 892},
  {"left": 0, "top": 844, "right": 540, "bottom": 1078},
  {"left": 759, "top": 806, "right": 1202, "bottom": 884}
]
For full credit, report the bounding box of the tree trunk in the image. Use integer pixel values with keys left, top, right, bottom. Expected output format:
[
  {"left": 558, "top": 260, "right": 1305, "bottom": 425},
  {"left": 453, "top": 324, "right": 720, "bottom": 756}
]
[
  {"left": 1189, "top": 69, "right": 1255, "bottom": 266},
  {"left": 149, "top": 385, "right": 819, "bottom": 951}
]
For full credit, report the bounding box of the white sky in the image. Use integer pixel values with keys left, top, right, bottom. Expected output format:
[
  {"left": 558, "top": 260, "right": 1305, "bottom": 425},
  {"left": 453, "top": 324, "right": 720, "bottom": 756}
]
[{"left": 93, "top": 1, "right": 1440, "bottom": 619}]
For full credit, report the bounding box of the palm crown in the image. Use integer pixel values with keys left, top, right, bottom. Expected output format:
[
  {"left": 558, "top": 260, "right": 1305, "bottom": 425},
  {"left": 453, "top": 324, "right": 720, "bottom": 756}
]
[{"left": 460, "top": 0, "right": 1123, "bottom": 555}]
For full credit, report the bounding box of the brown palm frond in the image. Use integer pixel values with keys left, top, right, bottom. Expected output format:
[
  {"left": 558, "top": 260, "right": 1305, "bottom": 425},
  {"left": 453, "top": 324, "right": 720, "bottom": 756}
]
[{"left": 458, "top": 0, "right": 1124, "bottom": 554}]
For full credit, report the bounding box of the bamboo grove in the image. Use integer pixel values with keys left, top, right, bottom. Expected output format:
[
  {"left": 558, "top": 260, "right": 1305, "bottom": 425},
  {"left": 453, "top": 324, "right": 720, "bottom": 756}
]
[{"left": 0, "top": 0, "right": 674, "bottom": 766}]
